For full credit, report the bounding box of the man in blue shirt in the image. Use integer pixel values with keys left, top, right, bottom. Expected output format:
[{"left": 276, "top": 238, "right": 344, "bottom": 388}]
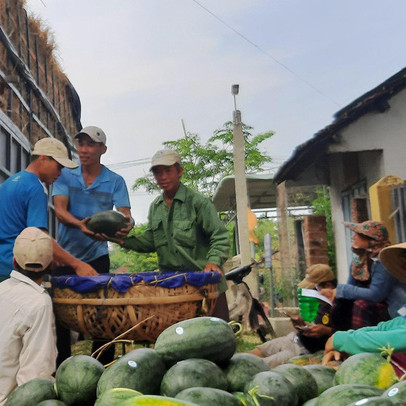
[
  {"left": 52, "top": 125, "right": 133, "bottom": 364},
  {"left": 52, "top": 126, "right": 133, "bottom": 273},
  {"left": 0, "top": 138, "right": 98, "bottom": 282}
]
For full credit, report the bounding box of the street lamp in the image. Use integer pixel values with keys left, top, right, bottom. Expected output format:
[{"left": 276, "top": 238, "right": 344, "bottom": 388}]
[{"left": 232, "top": 84, "right": 239, "bottom": 111}]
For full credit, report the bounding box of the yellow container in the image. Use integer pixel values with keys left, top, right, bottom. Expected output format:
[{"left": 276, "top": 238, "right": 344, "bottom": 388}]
[{"left": 369, "top": 175, "right": 403, "bottom": 244}]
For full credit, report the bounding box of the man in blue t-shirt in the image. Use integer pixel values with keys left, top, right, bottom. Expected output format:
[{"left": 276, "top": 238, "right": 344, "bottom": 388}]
[
  {"left": 0, "top": 138, "right": 98, "bottom": 282},
  {"left": 52, "top": 126, "right": 133, "bottom": 273},
  {"left": 52, "top": 125, "right": 133, "bottom": 364}
]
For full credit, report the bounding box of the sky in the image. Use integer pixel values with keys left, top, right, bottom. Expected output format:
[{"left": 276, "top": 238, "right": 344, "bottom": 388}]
[{"left": 26, "top": 0, "right": 406, "bottom": 223}]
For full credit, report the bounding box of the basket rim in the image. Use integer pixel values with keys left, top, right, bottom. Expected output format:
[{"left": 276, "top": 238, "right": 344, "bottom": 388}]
[{"left": 52, "top": 291, "right": 219, "bottom": 305}]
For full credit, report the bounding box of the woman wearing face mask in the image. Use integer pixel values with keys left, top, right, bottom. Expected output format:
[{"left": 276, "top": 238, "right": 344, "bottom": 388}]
[{"left": 320, "top": 220, "right": 406, "bottom": 329}]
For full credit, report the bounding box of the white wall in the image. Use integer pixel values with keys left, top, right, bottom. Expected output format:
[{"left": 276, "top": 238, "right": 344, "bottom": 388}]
[
  {"left": 330, "top": 90, "right": 406, "bottom": 177},
  {"left": 327, "top": 89, "right": 406, "bottom": 281}
]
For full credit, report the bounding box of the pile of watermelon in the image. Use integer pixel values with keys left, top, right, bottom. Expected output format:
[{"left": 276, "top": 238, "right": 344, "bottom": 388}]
[{"left": 5, "top": 316, "right": 406, "bottom": 405}]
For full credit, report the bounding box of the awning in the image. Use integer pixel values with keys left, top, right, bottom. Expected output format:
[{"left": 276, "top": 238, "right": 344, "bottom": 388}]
[
  {"left": 212, "top": 174, "right": 275, "bottom": 212},
  {"left": 212, "top": 174, "right": 320, "bottom": 212}
]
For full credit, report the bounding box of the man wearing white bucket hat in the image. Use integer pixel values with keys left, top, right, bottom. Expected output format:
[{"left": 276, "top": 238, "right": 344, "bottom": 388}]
[
  {"left": 323, "top": 242, "right": 406, "bottom": 366},
  {"left": 0, "top": 227, "right": 57, "bottom": 405}
]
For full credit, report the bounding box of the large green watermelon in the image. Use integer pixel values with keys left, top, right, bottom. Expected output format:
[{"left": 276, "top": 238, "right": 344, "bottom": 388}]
[
  {"left": 97, "top": 348, "right": 166, "bottom": 396},
  {"left": 122, "top": 395, "right": 199, "bottom": 405},
  {"left": 160, "top": 358, "right": 228, "bottom": 397},
  {"left": 5, "top": 378, "right": 56, "bottom": 406},
  {"left": 55, "top": 355, "right": 104, "bottom": 406},
  {"left": 346, "top": 395, "right": 406, "bottom": 405},
  {"left": 384, "top": 381, "right": 406, "bottom": 402},
  {"left": 272, "top": 363, "right": 318, "bottom": 404},
  {"left": 176, "top": 387, "right": 241, "bottom": 406},
  {"left": 95, "top": 388, "right": 142, "bottom": 406},
  {"left": 244, "top": 370, "right": 298, "bottom": 406},
  {"left": 86, "top": 210, "right": 128, "bottom": 236},
  {"left": 232, "top": 391, "right": 255, "bottom": 406},
  {"left": 315, "top": 384, "right": 384, "bottom": 406},
  {"left": 223, "top": 353, "right": 270, "bottom": 392},
  {"left": 303, "top": 364, "right": 336, "bottom": 395},
  {"left": 334, "top": 353, "right": 398, "bottom": 389},
  {"left": 302, "top": 399, "right": 318, "bottom": 406},
  {"left": 154, "top": 317, "right": 236, "bottom": 367}
]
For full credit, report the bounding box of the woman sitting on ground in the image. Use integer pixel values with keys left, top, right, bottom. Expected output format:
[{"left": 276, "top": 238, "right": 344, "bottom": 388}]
[
  {"left": 320, "top": 220, "right": 406, "bottom": 329},
  {"left": 323, "top": 240, "right": 406, "bottom": 370}
]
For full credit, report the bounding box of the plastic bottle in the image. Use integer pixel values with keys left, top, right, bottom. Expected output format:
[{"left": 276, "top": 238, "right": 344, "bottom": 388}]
[{"left": 298, "top": 288, "right": 320, "bottom": 322}]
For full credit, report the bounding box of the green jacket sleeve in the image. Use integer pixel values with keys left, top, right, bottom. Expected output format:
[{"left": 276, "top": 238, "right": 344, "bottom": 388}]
[
  {"left": 122, "top": 207, "right": 155, "bottom": 253},
  {"left": 333, "top": 317, "right": 406, "bottom": 354}
]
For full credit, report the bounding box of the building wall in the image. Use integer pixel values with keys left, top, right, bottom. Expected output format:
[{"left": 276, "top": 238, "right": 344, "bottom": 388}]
[
  {"left": 326, "top": 89, "right": 406, "bottom": 282},
  {"left": 0, "top": 0, "right": 80, "bottom": 237}
]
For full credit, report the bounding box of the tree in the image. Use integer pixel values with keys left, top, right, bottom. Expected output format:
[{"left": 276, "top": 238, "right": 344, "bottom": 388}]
[
  {"left": 109, "top": 224, "right": 158, "bottom": 272},
  {"left": 133, "top": 122, "right": 274, "bottom": 198}
]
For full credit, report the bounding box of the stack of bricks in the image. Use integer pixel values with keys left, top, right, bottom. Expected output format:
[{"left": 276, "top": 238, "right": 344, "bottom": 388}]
[
  {"left": 351, "top": 197, "right": 369, "bottom": 223},
  {"left": 303, "top": 215, "right": 329, "bottom": 266}
]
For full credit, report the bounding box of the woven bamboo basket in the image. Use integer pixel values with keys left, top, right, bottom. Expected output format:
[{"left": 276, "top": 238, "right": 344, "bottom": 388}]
[{"left": 52, "top": 275, "right": 219, "bottom": 342}]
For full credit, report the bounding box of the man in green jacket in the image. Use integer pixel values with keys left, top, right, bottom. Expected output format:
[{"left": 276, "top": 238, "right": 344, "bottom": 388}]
[{"left": 111, "top": 149, "right": 230, "bottom": 320}]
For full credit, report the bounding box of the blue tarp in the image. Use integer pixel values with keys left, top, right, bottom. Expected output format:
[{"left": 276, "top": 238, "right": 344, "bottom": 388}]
[{"left": 51, "top": 271, "right": 222, "bottom": 294}]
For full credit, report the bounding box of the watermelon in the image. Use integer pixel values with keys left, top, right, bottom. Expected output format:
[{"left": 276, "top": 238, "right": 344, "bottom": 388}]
[
  {"left": 346, "top": 396, "right": 406, "bottom": 405},
  {"left": 244, "top": 370, "right": 298, "bottom": 406},
  {"left": 303, "top": 399, "right": 318, "bottom": 406},
  {"left": 303, "top": 364, "right": 336, "bottom": 395},
  {"left": 4, "top": 378, "right": 56, "bottom": 406},
  {"left": 384, "top": 381, "right": 406, "bottom": 401},
  {"left": 37, "top": 401, "right": 66, "bottom": 406},
  {"left": 154, "top": 317, "right": 236, "bottom": 366},
  {"left": 55, "top": 355, "right": 104, "bottom": 406},
  {"left": 97, "top": 348, "right": 166, "bottom": 396},
  {"left": 232, "top": 391, "right": 255, "bottom": 406},
  {"left": 95, "top": 388, "right": 142, "bottom": 406},
  {"left": 122, "top": 395, "right": 199, "bottom": 405},
  {"left": 272, "top": 363, "right": 318, "bottom": 405},
  {"left": 334, "top": 353, "right": 398, "bottom": 389},
  {"left": 86, "top": 210, "right": 128, "bottom": 236},
  {"left": 315, "top": 384, "right": 384, "bottom": 406},
  {"left": 160, "top": 358, "right": 228, "bottom": 397},
  {"left": 223, "top": 353, "right": 270, "bottom": 392},
  {"left": 175, "top": 387, "right": 241, "bottom": 406}
]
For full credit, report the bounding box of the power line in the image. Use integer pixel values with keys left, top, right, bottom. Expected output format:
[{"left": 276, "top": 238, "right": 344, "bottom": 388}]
[
  {"left": 190, "top": 0, "right": 342, "bottom": 108},
  {"left": 106, "top": 157, "right": 151, "bottom": 170}
]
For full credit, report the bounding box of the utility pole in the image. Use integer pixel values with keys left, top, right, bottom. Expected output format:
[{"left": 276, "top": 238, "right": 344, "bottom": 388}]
[{"left": 232, "top": 84, "right": 258, "bottom": 297}]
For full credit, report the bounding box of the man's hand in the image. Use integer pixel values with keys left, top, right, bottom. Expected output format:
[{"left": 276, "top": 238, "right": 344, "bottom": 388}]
[
  {"left": 115, "top": 216, "right": 134, "bottom": 239},
  {"left": 203, "top": 263, "right": 222, "bottom": 273},
  {"left": 78, "top": 217, "right": 96, "bottom": 238},
  {"left": 322, "top": 350, "right": 342, "bottom": 364},
  {"left": 73, "top": 261, "right": 99, "bottom": 277},
  {"left": 290, "top": 315, "right": 306, "bottom": 328},
  {"left": 322, "top": 334, "right": 343, "bottom": 365}
]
